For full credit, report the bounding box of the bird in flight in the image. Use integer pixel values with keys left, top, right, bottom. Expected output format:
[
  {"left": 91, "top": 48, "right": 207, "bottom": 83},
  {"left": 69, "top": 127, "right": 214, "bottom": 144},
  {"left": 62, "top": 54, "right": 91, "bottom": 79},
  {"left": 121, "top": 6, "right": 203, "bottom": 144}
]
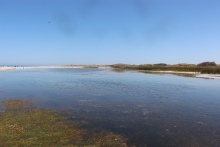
[{"left": 48, "top": 21, "right": 50, "bottom": 23}]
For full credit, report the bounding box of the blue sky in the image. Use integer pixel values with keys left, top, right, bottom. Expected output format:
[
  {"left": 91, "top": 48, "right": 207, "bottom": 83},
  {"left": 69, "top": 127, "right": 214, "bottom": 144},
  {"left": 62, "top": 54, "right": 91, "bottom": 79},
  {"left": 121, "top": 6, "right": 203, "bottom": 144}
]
[{"left": 0, "top": 0, "right": 220, "bottom": 66}]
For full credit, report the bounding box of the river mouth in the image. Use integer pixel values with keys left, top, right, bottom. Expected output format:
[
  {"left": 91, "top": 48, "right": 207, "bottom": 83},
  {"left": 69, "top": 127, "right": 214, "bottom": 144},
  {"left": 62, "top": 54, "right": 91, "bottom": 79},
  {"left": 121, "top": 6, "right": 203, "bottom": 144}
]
[{"left": 0, "top": 68, "right": 220, "bottom": 147}]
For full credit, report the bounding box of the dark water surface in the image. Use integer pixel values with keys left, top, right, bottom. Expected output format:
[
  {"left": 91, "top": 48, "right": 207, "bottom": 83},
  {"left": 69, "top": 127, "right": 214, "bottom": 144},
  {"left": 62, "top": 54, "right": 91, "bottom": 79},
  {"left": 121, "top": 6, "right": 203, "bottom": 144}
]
[{"left": 0, "top": 68, "right": 220, "bottom": 147}]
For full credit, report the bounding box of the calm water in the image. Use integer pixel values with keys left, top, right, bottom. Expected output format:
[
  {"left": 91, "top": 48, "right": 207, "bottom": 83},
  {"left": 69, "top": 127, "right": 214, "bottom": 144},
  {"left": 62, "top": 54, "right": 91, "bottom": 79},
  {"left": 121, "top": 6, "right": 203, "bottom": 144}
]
[{"left": 0, "top": 68, "right": 220, "bottom": 147}]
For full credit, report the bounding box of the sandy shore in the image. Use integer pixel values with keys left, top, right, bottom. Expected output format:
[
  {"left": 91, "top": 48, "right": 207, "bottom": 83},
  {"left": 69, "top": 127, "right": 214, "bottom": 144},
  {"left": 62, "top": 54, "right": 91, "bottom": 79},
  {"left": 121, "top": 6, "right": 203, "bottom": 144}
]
[
  {"left": 0, "top": 65, "right": 112, "bottom": 70},
  {"left": 23, "top": 66, "right": 84, "bottom": 69},
  {"left": 195, "top": 74, "right": 220, "bottom": 79},
  {"left": 0, "top": 67, "right": 15, "bottom": 70},
  {"left": 140, "top": 70, "right": 220, "bottom": 79},
  {"left": 24, "top": 65, "right": 112, "bottom": 69},
  {"left": 140, "top": 70, "right": 200, "bottom": 74}
]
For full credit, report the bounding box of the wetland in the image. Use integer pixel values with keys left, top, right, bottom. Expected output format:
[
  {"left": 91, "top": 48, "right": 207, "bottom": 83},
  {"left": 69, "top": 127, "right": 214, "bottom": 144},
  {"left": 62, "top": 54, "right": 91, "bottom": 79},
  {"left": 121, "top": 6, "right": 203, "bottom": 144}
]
[{"left": 0, "top": 68, "right": 220, "bottom": 147}]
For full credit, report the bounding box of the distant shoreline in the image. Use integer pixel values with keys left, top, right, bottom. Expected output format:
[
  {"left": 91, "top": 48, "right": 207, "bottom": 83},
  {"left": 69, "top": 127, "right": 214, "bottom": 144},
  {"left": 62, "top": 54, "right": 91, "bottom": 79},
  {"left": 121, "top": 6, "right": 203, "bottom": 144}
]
[
  {"left": 1, "top": 66, "right": 220, "bottom": 79},
  {"left": 0, "top": 67, "right": 15, "bottom": 70},
  {"left": 138, "top": 70, "right": 220, "bottom": 79},
  {"left": 0, "top": 65, "right": 112, "bottom": 70}
]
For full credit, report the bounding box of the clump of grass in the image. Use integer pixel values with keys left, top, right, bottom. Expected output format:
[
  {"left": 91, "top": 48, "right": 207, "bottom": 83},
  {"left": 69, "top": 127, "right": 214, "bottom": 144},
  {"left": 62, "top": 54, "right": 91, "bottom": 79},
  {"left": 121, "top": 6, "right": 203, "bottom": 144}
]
[{"left": 0, "top": 100, "right": 126, "bottom": 147}]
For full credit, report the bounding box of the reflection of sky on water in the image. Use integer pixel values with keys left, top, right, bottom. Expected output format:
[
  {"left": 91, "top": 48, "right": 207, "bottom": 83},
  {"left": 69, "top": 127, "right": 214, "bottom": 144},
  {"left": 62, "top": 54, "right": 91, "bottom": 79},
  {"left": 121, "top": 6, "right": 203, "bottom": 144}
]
[{"left": 0, "top": 68, "right": 220, "bottom": 146}]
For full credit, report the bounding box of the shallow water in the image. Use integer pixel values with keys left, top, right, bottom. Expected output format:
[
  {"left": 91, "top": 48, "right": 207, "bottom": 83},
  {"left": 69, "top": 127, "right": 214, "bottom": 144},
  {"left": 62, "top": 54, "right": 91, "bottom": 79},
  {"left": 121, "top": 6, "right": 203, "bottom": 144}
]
[{"left": 0, "top": 68, "right": 220, "bottom": 147}]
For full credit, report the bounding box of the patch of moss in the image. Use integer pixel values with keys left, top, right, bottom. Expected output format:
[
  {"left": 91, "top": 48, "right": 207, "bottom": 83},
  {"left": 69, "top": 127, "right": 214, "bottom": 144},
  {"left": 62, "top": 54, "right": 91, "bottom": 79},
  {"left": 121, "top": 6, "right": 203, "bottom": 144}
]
[{"left": 0, "top": 100, "right": 126, "bottom": 147}]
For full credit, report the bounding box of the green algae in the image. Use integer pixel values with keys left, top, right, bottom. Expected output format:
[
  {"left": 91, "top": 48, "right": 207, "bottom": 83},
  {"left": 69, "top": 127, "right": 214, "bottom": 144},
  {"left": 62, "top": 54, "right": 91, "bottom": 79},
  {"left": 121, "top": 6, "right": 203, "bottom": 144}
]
[
  {"left": 0, "top": 100, "right": 126, "bottom": 147},
  {"left": 3, "top": 99, "right": 33, "bottom": 110}
]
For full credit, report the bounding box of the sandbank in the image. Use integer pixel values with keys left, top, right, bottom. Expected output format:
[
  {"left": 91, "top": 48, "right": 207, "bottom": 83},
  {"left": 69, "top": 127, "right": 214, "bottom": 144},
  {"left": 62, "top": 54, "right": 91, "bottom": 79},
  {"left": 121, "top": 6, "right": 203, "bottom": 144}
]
[
  {"left": 0, "top": 67, "right": 15, "bottom": 70},
  {"left": 140, "top": 70, "right": 200, "bottom": 75},
  {"left": 2, "top": 65, "right": 112, "bottom": 70},
  {"left": 139, "top": 70, "right": 220, "bottom": 79},
  {"left": 195, "top": 74, "right": 220, "bottom": 79}
]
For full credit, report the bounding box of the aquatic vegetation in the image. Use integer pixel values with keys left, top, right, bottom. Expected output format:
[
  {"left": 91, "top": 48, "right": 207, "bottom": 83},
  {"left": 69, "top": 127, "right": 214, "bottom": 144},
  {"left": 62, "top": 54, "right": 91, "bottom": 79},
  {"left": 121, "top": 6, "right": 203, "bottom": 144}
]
[
  {"left": 1, "top": 69, "right": 220, "bottom": 146},
  {"left": 112, "top": 64, "right": 220, "bottom": 74},
  {"left": 0, "top": 100, "right": 126, "bottom": 147},
  {"left": 84, "top": 66, "right": 99, "bottom": 68},
  {"left": 3, "top": 99, "right": 33, "bottom": 110}
]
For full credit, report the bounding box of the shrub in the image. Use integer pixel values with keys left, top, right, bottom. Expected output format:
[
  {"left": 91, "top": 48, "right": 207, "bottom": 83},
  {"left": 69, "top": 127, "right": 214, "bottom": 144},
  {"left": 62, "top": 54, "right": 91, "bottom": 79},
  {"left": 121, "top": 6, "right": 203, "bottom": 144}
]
[
  {"left": 197, "top": 62, "right": 217, "bottom": 66},
  {"left": 153, "top": 63, "right": 167, "bottom": 66}
]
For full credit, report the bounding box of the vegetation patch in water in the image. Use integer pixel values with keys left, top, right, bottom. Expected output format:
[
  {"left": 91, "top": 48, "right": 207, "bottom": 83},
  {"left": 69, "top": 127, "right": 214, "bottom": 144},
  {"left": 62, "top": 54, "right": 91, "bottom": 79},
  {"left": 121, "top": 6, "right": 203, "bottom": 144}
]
[
  {"left": 112, "top": 63, "right": 220, "bottom": 74},
  {"left": 2, "top": 99, "right": 33, "bottom": 109},
  {"left": 84, "top": 66, "right": 98, "bottom": 68},
  {"left": 0, "top": 99, "right": 126, "bottom": 147}
]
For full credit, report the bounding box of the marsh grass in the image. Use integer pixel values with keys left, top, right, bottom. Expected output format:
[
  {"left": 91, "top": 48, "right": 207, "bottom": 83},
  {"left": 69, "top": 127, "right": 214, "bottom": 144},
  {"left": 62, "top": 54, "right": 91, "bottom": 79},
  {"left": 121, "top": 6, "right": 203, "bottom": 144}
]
[
  {"left": 0, "top": 100, "right": 126, "bottom": 147},
  {"left": 84, "top": 66, "right": 99, "bottom": 68},
  {"left": 112, "top": 65, "right": 220, "bottom": 74}
]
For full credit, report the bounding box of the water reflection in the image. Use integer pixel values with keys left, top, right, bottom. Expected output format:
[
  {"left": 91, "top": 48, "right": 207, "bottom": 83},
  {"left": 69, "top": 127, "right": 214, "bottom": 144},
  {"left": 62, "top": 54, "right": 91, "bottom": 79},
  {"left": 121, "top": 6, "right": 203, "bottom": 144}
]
[{"left": 0, "top": 68, "right": 220, "bottom": 146}]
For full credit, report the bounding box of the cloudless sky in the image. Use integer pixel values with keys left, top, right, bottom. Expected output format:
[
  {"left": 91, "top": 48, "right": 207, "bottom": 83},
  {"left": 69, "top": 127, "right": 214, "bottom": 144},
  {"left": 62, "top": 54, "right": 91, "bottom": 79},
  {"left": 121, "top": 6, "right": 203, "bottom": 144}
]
[{"left": 1, "top": 0, "right": 220, "bottom": 66}]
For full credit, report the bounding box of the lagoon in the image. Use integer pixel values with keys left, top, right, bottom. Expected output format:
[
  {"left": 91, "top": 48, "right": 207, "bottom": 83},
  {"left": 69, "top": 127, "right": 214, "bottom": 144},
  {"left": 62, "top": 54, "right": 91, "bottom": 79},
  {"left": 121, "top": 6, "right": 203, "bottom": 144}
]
[{"left": 0, "top": 68, "right": 220, "bottom": 147}]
